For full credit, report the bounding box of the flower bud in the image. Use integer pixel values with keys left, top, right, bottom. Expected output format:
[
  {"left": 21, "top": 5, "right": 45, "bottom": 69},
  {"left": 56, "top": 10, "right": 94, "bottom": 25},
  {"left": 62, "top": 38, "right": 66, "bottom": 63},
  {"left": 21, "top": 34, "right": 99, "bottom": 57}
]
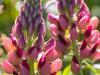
[
  {"left": 80, "top": 40, "right": 87, "bottom": 50},
  {"left": 80, "top": 46, "right": 90, "bottom": 58},
  {"left": 44, "top": 38, "right": 56, "bottom": 51},
  {"left": 56, "top": 36, "right": 70, "bottom": 57},
  {"left": 86, "top": 30, "right": 99, "bottom": 44},
  {"left": 7, "top": 51, "right": 20, "bottom": 65},
  {"left": 57, "top": 1, "right": 65, "bottom": 14},
  {"left": 18, "top": 34, "right": 26, "bottom": 48},
  {"left": 36, "top": 34, "right": 44, "bottom": 49},
  {"left": 16, "top": 46, "right": 24, "bottom": 58},
  {"left": 69, "top": 4, "right": 74, "bottom": 16},
  {"left": 87, "top": 16, "right": 99, "bottom": 29},
  {"left": 70, "top": 24, "right": 78, "bottom": 42},
  {"left": 46, "top": 49, "right": 57, "bottom": 62},
  {"left": 39, "top": 62, "right": 51, "bottom": 75},
  {"left": 59, "top": 15, "right": 69, "bottom": 30},
  {"left": 27, "top": 46, "right": 40, "bottom": 60},
  {"left": 20, "top": 59, "right": 30, "bottom": 75},
  {"left": 3, "top": 38, "right": 16, "bottom": 52},
  {"left": 85, "top": 25, "right": 92, "bottom": 38},
  {"left": 81, "top": 3, "right": 89, "bottom": 12},
  {"left": 78, "top": 14, "right": 90, "bottom": 29},
  {"left": 70, "top": 0, "right": 77, "bottom": 8},
  {"left": 12, "top": 17, "right": 22, "bottom": 37},
  {"left": 77, "top": 0, "right": 83, "bottom": 8},
  {"left": 90, "top": 43, "right": 99, "bottom": 55},
  {"left": 38, "top": 23, "right": 46, "bottom": 36},
  {"left": 50, "top": 24, "right": 64, "bottom": 37},
  {"left": 10, "top": 34, "right": 17, "bottom": 46},
  {"left": 2, "top": 60, "right": 15, "bottom": 74},
  {"left": 91, "top": 51, "right": 100, "bottom": 61},
  {"left": 62, "top": 0, "right": 67, "bottom": 7},
  {"left": 71, "top": 56, "right": 80, "bottom": 73}
]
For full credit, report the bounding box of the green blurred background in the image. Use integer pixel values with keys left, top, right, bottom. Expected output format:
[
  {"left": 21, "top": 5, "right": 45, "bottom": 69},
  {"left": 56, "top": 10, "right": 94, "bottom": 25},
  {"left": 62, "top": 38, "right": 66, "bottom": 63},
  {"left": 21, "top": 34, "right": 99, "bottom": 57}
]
[{"left": 0, "top": 0, "right": 100, "bottom": 75}]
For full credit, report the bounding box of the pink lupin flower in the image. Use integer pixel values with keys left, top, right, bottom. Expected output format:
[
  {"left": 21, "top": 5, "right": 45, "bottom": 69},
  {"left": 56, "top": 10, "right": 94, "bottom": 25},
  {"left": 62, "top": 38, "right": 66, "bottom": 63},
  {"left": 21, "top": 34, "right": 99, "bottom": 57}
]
[
  {"left": 2, "top": 60, "right": 16, "bottom": 74},
  {"left": 59, "top": 15, "right": 69, "bottom": 30},
  {"left": 20, "top": 59, "right": 30, "bottom": 75},
  {"left": 48, "top": 13, "right": 59, "bottom": 25},
  {"left": 86, "top": 30, "right": 99, "bottom": 44},
  {"left": 7, "top": 51, "right": 20, "bottom": 65},
  {"left": 51, "top": 58, "right": 62, "bottom": 74},
  {"left": 87, "top": 16, "right": 99, "bottom": 29},
  {"left": 3, "top": 38, "right": 16, "bottom": 52},
  {"left": 70, "top": 24, "right": 78, "bottom": 42},
  {"left": 78, "top": 14, "right": 90, "bottom": 29},
  {"left": 80, "top": 46, "right": 90, "bottom": 58}
]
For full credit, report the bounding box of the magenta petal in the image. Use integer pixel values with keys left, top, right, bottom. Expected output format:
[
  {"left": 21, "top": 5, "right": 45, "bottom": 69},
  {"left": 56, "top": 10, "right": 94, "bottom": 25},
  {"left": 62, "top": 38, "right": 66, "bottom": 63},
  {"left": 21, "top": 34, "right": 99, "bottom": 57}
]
[
  {"left": 80, "top": 40, "right": 87, "bottom": 50},
  {"left": 39, "top": 62, "right": 51, "bottom": 75},
  {"left": 10, "top": 34, "right": 17, "bottom": 46},
  {"left": 38, "top": 54, "right": 46, "bottom": 68},
  {"left": 81, "top": 3, "right": 89, "bottom": 12},
  {"left": 44, "top": 37, "right": 56, "bottom": 51},
  {"left": 48, "top": 13, "right": 58, "bottom": 25},
  {"left": 36, "top": 34, "right": 44, "bottom": 49},
  {"left": 12, "top": 17, "right": 22, "bottom": 37},
  {"left": 18, "top": 33, "right": 26, "bottom": 48},
  {"left": 2, "top": 60, "right": 15, "bottom": 74},
  {"left": 57, "top": 1, "right": 65, "bottom": 14},
  {"left": 80, "top": 46, "right": 90, "bottom": 58},
  {"left": 59, "top": 15, "right": 69, "bottom": 30},
  {"left": 16, "top": 46, "right": 24, "bottom": 58},
  {"left": 20, "top": 59, "right": 30, "bottom": 75},
  {"left": 38, "top": 23, "right": 46, "bottom": 36},
  {"left": 71, "top": 56, "right": 80, "bottom": 73},
  {"left": 78, "top": 14, "right": 90, "bottom": 29},
  {"left": 90, "top": 43, "right": 99, "bottom": 55},
  {"left": 27, "top": 46, "right": 40, "bottom": 60},
  {"left": 85, "top": 25, "right": 92, "bottom": 38},
  {"left": 51, "top": 58, "right": 62, "bottom": 73},
  {"left": 7, "top": 51, "right": 20, "bottom": 65},
  {"left": 70, "top": 24, "right": 78, "bottom": 42},
  {"left": 46, "top": 49, "right": 57, "bottom": 62},
  {"left": 50, "top": 24, "right": 61, "bottom": 37},
  {"left": 92, "top": 51, "right": 100, "bottom": 61},
  {"left": 13, "top": 71, "right": 18, "bottom": 75}
]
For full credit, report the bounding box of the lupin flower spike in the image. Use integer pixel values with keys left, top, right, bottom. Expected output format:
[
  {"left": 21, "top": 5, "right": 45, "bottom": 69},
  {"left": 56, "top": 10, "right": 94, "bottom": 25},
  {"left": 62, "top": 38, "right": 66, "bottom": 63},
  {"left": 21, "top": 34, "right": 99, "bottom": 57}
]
[
  {"left": 2, "top": 0, "right": 100, "bottom": 75},
  {"left": 48, "top": 0, "right": 100, "bottom": 74},
  {"left": 2, "top": 0, "right": 47, "bottom": 75}
]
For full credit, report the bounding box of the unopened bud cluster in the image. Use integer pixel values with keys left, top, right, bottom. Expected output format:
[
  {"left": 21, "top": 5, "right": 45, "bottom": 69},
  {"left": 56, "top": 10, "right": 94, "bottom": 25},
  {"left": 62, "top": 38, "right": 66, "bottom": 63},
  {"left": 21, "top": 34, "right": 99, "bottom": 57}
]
[
  {"left": 48, "top": 0, "right": 100, "bottom": 74},
  {"left": 2, "top": 0, "right": 100, "bottom": 75}
]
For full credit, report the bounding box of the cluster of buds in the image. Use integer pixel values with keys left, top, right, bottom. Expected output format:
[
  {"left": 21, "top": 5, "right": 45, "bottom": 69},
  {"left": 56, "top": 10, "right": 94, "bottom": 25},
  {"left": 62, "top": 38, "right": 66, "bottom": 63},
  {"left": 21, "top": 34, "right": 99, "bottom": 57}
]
[
  {"left": 2, "top": 0, "right": 100, "bottom": 75},
  {"left": 48, "top": 0, "right": 100, "bottom": 74},
  {"left": 2, "top": 0, "right": 62, "bottom": 75}
]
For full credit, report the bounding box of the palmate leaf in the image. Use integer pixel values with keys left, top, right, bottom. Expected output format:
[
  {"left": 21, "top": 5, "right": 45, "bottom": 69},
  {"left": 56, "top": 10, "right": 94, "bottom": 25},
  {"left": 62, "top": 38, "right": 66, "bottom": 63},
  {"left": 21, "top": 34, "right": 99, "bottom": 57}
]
[
  {"left": 1, "top": 73, "right": 12, "bottom": 75},
  {"left": 83, "top": 61, "right": 99, "bottom": 74},
  {"left": 62, "top": 64, "right": 74, "bottom": 75}
]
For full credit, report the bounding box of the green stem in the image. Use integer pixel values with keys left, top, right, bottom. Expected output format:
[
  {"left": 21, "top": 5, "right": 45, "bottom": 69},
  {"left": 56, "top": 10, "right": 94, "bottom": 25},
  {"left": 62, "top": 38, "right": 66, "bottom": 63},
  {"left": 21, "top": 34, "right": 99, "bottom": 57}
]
[{"left": 29, "top": 59, "right": 35, "bottom": 75}]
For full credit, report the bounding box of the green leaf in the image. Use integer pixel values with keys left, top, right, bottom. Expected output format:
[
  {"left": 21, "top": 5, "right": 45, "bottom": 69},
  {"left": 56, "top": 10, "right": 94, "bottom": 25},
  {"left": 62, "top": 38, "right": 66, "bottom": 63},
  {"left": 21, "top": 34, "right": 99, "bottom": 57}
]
[
  {"left": 62, "top": 64, "right": 72, "bottom": 75},
  {"left": 1, "top": 73, "right": 12, "bottom": 75},
  {"left": 56, "top": 71, "right": 62, "bottom": 75},
  {"left": 83, "top": 61, "right": 97, "bottom": 74}
]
